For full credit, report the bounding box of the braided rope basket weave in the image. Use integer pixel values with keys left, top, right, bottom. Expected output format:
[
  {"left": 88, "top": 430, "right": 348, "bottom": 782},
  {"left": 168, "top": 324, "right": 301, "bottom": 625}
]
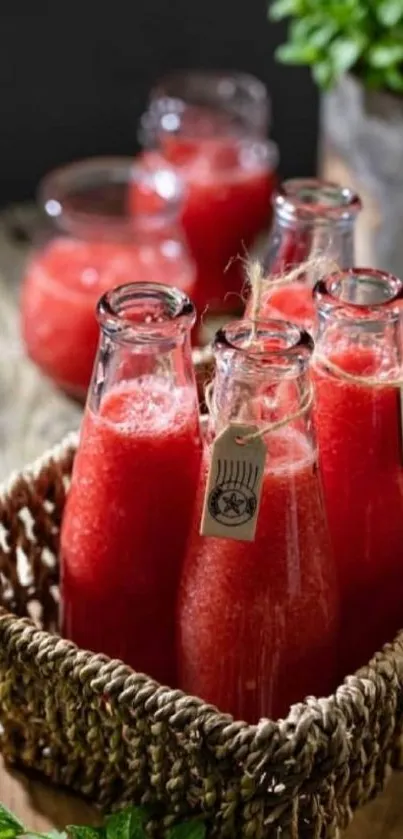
[{"left": 1, "top": 412, "right": 403, "bottom": 836}]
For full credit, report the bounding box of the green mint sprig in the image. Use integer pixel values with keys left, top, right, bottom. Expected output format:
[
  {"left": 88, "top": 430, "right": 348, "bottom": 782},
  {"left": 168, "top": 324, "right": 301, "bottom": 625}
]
[
  {"left": 0, "top": 804, "right": 206, "bottom": 839},
  {"left": 268, "top": 0, "right": 403, "bottom": 93}
]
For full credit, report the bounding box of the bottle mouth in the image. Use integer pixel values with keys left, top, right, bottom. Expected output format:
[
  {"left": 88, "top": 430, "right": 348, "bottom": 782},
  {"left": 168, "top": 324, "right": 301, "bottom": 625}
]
[
  {"left": 275, "top": 178, "right": 362, "bottom": 224},
  {"left": 315, "top": 268, "right": 403, "bottom": 318},
  {"left": 97, "top": 282, "right": 195, "bottom": 343},
  {"left": 146, "top": 70, "right": 270, "bottom": 134},
  {"left": 38, "top": 157, "right": 184, "bottom": 240},
  {"left": 214, "top": 319, "right": 313, "bottom": 361}
]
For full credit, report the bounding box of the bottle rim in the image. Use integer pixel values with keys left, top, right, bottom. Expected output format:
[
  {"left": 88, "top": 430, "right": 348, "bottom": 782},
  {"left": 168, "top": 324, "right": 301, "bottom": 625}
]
[
  {"left": 148, "top": 69, "right": 270, "bottom": 130},
  {"left": 314, "top": 268, "right": 403, "bottom": 320},
  {"left": 97, "top": 281, "right": 195, "bottom": 342},
  {"left": 38, "top": 156, "right": 184, "bottom": 239},
  {"left": 214, "top": 319, "right": 313, "bottom": 361},
  {"left": 275, "top": 178, "right": 362, "bottom": 224}
]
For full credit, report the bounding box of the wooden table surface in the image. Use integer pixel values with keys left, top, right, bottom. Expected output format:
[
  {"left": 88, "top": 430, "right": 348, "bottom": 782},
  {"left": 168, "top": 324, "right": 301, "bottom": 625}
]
[
  {"left": 0, "top": 206, "right": 403, "bottom": 837},
  {"left": 2, "top": 755, "right": 403, "bottom": 838}
]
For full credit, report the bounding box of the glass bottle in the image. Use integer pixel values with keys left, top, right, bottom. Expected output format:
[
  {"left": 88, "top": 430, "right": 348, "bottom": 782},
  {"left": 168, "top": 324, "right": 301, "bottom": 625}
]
[
  {"left": 61, "top": 282, "right": 202, "bottom": 686},
  {"left": 137, "top": 92, "right": 278, "bottom": 318},
  {"left": 21, "top": 157, "right": 194, "bottom": 401},
  {"left": 312, "top": 268, "right": 403, "bottom": 676},
  {"left": 178, "top": 319, "right": 338, "bottom": 721},
  {"left": 246, "top": 178, "right": 362, "bottom": 332},
  {"left": 139, "top": 70, "right": 271, "bottom": 143}
]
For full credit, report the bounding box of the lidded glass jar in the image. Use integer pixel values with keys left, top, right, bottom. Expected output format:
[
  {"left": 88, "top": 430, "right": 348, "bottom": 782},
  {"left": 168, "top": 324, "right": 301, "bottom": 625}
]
[
  {"left": 178, "top": 318, "right": 338, "bottom": 721},
  {"left": 21, "top": 157, "right": 194, "bottom": 400},
  {"left": 137, "top": 70, "right": 278, "bottom": 318},
  {"left": 139, "top": 69, "right": 271, "bottom": 143}
]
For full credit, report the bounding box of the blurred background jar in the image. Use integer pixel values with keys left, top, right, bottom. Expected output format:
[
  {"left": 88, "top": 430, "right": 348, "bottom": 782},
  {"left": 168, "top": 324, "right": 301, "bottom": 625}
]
[
  {"left": 140, "top": 70, "right": 272, "bottom": 140},
  {"left": 137, "top": 70, "right": 279, "bottom": 319},
  {"left": 21, "top": 157, "right": 194, "bottom": 402}
]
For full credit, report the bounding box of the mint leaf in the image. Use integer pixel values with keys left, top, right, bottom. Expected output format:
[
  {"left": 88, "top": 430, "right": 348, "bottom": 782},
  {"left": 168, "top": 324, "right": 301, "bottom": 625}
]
[
  {"left": 0, "top": 805, "right": 25, "bottom": 839},
  {"left": 275, "top": 42, "right": 319, "bottom": 64},
  {"left": 105, "top": 807, "right": 148, "bottom": 839},
  {"left": 269, "top": 0, "right": 298, "bottom": 20},
  {"left": 385, "top": 66, "right": 403, "bottom": 91},
  {"left": 39, "top": 833, "right": 68, "bottom": 839},
  {"left": 167, "top": 820, "right": 206, "bottom": 839},
  {"left": 312, "top": 61, "right": 335, "bottom": 88},
  {"left": 368, "top": 42, "right": 403, "bottom": 68},
  {"left": 330, "top": 36, "right": 364, "bottom": 74},
  {"left": 67, "top": 828, "right": 104, "bottom": 839},
  {"left": 376, "top": 0, "right": 403, "bottom": 27}
]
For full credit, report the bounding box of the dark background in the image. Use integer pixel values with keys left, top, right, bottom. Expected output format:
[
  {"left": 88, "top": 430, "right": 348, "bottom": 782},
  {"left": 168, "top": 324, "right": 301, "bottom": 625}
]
[{"left": 0, "top": 0, "right": 318, "bottom": 206}]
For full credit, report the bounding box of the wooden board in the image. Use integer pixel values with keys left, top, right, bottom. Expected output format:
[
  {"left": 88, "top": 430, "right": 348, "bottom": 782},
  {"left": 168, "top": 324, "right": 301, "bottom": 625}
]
[{"left": 1, "top": 755, "right": 403, "bottom": 838}]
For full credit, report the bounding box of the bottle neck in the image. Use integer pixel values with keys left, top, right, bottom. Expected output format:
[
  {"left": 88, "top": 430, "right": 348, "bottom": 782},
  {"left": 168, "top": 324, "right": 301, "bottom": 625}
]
[
  {"left": 264, "top": 215, "right": 356, "bottom": 275},
  {"left": 88, "top": 283, "right": 197, "bottom": 413},
  {"left": 314, "top": 269, "right": 403, "bottom": 374},
  {"left": 210, "top": 321, "right": 314, "bottom": 440}
]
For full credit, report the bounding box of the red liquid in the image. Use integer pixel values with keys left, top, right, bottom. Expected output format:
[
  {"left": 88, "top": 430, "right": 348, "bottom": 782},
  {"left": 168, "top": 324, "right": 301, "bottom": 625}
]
[
  {"left": 313, "top": 346, "right": 403, "bottom": 675},
  {"left": 21, "top": 238, "right": 195, "bottom": 399},
  {"left": 136, "top": 141, "right": 275, "bottom": 315},
  {"left": 178, "top": 429, "right": 338, "bottom": 721},
  {"left": 61, "top": 377, "right": 202, "bottom": 685},
  {"left": 257, "top": 282, "right": 315, "bottom": 332}
]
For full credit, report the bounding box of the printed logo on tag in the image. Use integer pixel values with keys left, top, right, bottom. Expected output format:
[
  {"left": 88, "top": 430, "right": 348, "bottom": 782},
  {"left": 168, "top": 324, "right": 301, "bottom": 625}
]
[{"left": 200, "top": 423, "right": 266, "bottom": 542}]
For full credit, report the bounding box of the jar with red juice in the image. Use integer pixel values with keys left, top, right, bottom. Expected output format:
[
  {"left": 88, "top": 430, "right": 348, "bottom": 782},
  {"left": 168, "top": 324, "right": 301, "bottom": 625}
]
[
  {"left": 246, "top": 179, "right": 362, "bottom": 332},
  {"left": 137, "top": 72, "right": 278, "bottom": 317},
  {"left": 21, "top": 157, "right": 195, "bottom": 401},
  {"left": 140, "top": 69, "right": 271, "bottom": 144},
  {"left": 312, "top": 268, "right": 403, "bottom": 676},
  {"left": 178, "top": 319, "right": 339, "bottom": 722},
  {"left": 61, "top": 282, "right": 202, "bottom": 685}
]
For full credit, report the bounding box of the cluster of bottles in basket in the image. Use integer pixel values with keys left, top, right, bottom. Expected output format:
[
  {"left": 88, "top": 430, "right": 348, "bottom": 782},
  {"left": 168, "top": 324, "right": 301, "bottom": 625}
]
[{"left": 60, "top": 176, "right": 403, "bottom": 722}]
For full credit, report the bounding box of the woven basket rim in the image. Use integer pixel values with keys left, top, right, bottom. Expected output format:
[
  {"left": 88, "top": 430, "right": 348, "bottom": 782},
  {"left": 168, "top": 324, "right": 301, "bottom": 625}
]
[{"left": 1, "top": 430, "right": 403, "bottom": 789}]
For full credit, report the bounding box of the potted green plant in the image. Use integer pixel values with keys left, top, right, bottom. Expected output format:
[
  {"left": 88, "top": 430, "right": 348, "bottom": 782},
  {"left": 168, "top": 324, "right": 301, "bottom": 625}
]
[{"left": 269, "top": 0, "right": 403, "bottom": 274}]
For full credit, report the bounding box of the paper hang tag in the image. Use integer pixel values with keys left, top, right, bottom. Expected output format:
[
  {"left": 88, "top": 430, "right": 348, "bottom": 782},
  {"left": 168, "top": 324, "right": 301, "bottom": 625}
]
[{"left": 200, "top": 423, "right": 267, "bottom": 542}]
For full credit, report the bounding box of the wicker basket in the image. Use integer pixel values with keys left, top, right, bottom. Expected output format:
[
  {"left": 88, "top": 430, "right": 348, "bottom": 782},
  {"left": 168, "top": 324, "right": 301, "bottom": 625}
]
[{"left": 1, "top": 433, "right": 403, "bottom": 838}]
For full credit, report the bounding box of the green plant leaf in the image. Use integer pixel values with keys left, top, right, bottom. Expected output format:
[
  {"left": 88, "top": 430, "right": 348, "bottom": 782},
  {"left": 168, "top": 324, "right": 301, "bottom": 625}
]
[
  {"left": 385, "top": 65, "right": 403, "bottom": 90},
  {"left": 105, "top": 807, "right": 148, "bottom": 839},
  {"left": 0, "top": 805, "right": 24, "bottom": 839},
  {"left": 330, "top": 36, "right": 365, "bottom": 75},
  {"left": 269, "top": 0, "right": 299, "bottom": 21},
  {"left": 312, "top": 61, "right": 335, "bottom": 88},
  {"left": 275, "top": 41, "right": 319, "bottom": 64},
  {"left": 167, "top": 819, "right": 207, "bottom": 839},
  {"left": 368, "top": 42, "right": 403, "bottom": 68},
  {"left": 67, "top": 828, "right": 104, "bottom": 839},
  {"left": 308, "top": 21, "right": 339, "bottom": 49},
  {"left": 42, "top": 833, "right": 68, "bottom": 839},
  {"left": 376, "top": 0, "right": 403, "bottom": 27}
]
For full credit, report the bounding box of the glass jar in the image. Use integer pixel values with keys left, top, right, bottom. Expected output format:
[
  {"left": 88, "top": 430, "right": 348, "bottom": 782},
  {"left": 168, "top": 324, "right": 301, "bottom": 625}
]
[
  {"left": 246, "top": 179, "right": 362, "bottom": 332},
  {"left": 21, "top": 157, "right": 195, "bottom": 401},
  {"left": 138, "top": 92, "right": 278, "bottom": 318},
  {"left": 312, "top": 268, "right": 403, "bottom": 676},
  {"left": 61, "top": 282, "right": 202, "bottom": 685},
  {"left": 140, "top": 70, "right": 271, "bottom": 143},
  {"left": 178, "top": 319, "right": 338, "bottom": 721}
]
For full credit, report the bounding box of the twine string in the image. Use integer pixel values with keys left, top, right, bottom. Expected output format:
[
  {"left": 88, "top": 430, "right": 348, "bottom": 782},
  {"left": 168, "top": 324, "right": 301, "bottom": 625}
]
[
  {"left": 204, "top": 381, "right": 314, "bottom": 445},
  {"left": 312, "top": 352, "right": 403, "bottom": 389}
]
